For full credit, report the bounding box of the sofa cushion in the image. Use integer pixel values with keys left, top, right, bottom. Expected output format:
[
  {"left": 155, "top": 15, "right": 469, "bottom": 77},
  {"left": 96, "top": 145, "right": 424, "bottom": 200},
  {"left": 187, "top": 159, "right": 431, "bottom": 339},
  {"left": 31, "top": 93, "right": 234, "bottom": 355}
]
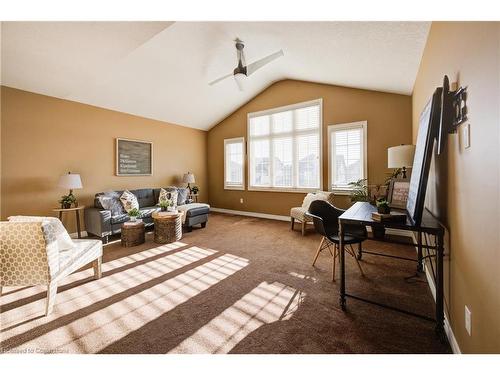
[
  {"left": 140, "top": 206, "right": 160, "bottom": 218},
  {"left": 110, "top": 213, "right": 130, "bottom": 225},
  {"left": 130, "top": 188, "right": 156, "bottom": 208},
  {"left": 177, "top": 203, "right": 210, "bottom": 224}
]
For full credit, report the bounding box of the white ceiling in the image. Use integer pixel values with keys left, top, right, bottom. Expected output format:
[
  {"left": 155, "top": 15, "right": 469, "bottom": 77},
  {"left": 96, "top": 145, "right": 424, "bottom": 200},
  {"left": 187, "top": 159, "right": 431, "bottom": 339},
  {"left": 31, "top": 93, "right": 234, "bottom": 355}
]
[{"left": 1, "top": 21, "right": 430, "bottom": 130}]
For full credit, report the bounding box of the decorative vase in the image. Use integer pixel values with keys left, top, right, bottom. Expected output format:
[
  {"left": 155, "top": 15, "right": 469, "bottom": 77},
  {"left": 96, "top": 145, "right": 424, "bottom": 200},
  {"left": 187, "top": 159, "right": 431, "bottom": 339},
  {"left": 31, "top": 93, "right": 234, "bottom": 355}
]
[
  {"left": 161, "top": 206, "right": 167, "bottom": 212},
  {"left": 130, "top": 216, "right": 137, "bottom": 222},
  {"left": 377, "top": 205, "right": 390, "bottom": 214},
  {"left": 62, "top": 203, "right": 71, "bottom": 209}
]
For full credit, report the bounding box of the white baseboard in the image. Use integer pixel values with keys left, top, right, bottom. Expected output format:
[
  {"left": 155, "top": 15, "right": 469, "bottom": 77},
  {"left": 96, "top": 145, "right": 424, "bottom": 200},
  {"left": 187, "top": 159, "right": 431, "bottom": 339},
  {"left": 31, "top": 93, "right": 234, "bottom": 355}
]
[
  {"left": 212, "top": 208, "right": 414, "bottom": 238},
  {"left": 211, "top": 207, "right": 291, "bottom": 222},
  {"left": 69, "top": 231, "right": 88, "bottom": 239},
  {"left": 411, "top": 233, "right": 461, "bottom": 354}
]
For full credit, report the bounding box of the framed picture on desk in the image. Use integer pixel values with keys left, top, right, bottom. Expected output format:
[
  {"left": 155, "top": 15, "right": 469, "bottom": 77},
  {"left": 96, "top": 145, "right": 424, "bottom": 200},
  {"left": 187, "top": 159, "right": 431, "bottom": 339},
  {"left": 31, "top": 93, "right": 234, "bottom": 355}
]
[{"left": 388, "top": 179, "right": 410, "bottom": 209}]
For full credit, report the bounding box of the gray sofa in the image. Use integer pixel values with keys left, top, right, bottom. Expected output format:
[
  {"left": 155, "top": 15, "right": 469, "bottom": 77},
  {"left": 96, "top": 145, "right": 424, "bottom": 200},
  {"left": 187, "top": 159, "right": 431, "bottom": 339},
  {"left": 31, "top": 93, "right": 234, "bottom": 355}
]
[{"left": 84, "top": 187, "right": 210, "bottom": 243}]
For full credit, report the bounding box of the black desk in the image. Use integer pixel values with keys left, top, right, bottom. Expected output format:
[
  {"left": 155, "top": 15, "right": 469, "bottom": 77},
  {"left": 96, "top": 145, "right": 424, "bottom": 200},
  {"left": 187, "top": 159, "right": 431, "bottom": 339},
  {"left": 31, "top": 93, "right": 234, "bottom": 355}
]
[{"left": 338, "top": 202, "right": 445, "bottom": 337}]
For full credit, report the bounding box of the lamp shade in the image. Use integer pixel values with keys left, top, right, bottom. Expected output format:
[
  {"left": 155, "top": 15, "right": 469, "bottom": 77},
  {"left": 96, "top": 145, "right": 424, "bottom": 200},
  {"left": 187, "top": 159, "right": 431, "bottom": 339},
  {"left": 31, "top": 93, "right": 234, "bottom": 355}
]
[
  {"left": 388, "top": 145, "right": 416, "bottom": 169},
  {"left": 183, "top": 172, "right": 195, "bottom": 184},
  {"left": 58, "top": 173, "right": 83, "bottom": 190}
]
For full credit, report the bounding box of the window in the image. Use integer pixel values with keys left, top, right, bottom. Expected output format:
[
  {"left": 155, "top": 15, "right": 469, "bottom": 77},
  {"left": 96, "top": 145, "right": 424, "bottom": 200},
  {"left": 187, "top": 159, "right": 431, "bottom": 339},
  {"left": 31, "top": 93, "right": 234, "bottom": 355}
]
[
  {"left": 248, "top": 99, "right": 322, "bottom": 192},
  {"left": 328, "top": 121, "right": 367, "bottom": 193},
  {"left": 224, "top": 137, "right": 245, "bottom": 190}
]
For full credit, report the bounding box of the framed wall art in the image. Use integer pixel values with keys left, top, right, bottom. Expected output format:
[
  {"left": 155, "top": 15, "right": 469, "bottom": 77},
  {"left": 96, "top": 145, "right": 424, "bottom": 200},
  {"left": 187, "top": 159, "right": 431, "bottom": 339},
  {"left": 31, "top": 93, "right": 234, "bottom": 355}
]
[
  {"left": 116, "top": 138, "right": 153, "bottom": 176},
  {"left": 388, "top": 179, "right": 410, "bottom": 209}
]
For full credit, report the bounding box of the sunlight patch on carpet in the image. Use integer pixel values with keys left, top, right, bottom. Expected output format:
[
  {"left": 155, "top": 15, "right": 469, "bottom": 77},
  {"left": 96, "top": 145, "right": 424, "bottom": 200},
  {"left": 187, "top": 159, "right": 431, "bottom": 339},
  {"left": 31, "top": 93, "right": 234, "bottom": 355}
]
[
  {"left": 168, "top": 281, "right": 304, "bottom": 354},
  {"left": 1, "top": 244, "right": 249, "bottom": 354}
]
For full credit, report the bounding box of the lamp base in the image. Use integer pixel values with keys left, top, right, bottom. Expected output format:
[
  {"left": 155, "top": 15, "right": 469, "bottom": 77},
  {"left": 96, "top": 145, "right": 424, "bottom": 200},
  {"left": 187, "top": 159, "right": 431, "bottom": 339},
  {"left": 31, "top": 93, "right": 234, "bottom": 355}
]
[{"left": 401, "top": 167, "right": 407, "bottom": 179}]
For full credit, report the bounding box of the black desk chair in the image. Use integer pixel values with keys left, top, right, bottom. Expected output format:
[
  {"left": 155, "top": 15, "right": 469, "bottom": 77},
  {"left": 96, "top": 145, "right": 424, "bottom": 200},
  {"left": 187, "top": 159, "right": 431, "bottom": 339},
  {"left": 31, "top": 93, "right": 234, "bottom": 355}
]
[{"left": 307, "top": 200, "right": 367, "bottom": 281}]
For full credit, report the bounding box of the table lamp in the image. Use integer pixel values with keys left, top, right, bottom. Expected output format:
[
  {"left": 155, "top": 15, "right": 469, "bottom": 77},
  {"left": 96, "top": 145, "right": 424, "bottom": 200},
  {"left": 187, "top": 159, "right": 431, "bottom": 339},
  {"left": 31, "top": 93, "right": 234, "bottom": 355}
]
[
  {"left": 58, "top": 172, "right": 83, "bottom": 207},
  {"left": 183, "top": 172, "right": 195, "bottom": 193},
  {"left": 388, "top": 145, "right": 415, "bottom": 179}
]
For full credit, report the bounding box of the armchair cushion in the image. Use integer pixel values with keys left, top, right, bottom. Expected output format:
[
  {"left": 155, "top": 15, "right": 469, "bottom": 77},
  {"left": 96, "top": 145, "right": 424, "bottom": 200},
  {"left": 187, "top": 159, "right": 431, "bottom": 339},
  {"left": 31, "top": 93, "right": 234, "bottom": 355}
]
[
  {"left": 57, "top": 239, "right": 102, "bottom": 280},
  {"left": 291, "top": 207, "right": 312, "bottom": 223}
]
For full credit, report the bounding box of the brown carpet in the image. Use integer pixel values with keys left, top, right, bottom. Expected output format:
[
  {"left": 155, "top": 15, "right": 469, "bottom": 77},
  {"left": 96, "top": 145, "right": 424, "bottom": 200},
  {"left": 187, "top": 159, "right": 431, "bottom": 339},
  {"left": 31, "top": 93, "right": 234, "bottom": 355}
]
[{"left": 0, "top": 212, "right": 451, "bottom": 354}]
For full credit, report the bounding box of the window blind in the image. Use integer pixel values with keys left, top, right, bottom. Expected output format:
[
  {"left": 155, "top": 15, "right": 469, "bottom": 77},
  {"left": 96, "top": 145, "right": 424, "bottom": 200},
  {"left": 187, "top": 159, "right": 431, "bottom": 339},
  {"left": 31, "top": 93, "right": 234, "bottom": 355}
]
[
  {"left": 248, "top": 100, "right": 322, "bottom": 191},
  {"left": 224, "top": 137, "right": 245, "bottom": 190},
  {"left": 329, "top": 123, "right": 366, "bottom": 190}
]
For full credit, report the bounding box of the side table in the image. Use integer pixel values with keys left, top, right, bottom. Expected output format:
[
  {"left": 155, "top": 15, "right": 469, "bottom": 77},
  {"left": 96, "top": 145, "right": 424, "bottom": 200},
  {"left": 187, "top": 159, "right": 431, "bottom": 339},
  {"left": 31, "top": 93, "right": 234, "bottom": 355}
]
[
  {"left": 152, "top": 211, "right": 184, "bottom": 244},
  {"left": 121, "top": 221, "right": 146, "bottom": 247},
  {"left": 52, "top": 206, "right": 85, "bottom": 238}
]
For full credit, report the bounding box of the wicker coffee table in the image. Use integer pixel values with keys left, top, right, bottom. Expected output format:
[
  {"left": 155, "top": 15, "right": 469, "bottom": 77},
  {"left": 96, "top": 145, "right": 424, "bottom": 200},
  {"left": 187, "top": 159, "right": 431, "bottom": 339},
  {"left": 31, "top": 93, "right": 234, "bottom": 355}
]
[
  {"left": 121, "top": 221, "right": 146, "bottom": 247},
  {"left": 152, "top": 211, "right": 184, "bottom": 244}
]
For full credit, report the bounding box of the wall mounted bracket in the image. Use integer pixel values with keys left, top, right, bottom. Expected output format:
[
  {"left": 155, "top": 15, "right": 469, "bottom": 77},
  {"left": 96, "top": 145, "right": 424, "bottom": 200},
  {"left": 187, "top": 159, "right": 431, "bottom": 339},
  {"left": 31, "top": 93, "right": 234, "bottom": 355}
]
[
  {"left": 436, "top": 75, "right": 468, "bottom": 154},
  {"left": 442, "top": 75, "right": 468, "bottom": 133}
]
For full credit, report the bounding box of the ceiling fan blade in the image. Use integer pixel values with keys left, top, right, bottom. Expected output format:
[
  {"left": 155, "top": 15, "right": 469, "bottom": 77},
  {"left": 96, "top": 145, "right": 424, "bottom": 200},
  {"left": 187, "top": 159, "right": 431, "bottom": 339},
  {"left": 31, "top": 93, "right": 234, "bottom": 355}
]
[
  {"left": 246, "top": 50, "right": 284, "bottom": 76},
  {"left": 208, "top": 72, "right": 233, "bottom": 86},
  {"left": 234, "top": 75, "right": 244, "bottom": 91}
]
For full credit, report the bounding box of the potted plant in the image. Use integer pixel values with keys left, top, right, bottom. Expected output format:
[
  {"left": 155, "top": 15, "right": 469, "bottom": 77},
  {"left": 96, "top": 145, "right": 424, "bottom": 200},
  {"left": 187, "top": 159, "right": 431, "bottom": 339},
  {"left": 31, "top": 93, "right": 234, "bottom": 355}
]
[
  {"left": 191, "top": 185, "right": 199, "bottom": 195},
  {"left": 159, "top": 199, "right": 172, "bottom": 212},
  {"left": 376, "top": 198, "right": 391, "bottom": 214},
  {"left": 59, "top": 194, "right": 77, "bottom": 209},
  {"left": 348, "top": 179, "right": 369, "bottom": 202},
  {"left": 128, "top": 208, "right": 141, "bottom": 222}
]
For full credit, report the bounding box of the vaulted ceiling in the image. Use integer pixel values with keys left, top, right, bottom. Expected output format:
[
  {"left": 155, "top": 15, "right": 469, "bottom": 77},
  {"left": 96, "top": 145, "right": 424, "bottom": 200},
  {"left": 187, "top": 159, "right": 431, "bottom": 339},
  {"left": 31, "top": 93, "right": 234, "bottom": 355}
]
[{"left": 1, "top": 21, "right": 430, "bottom": 130}]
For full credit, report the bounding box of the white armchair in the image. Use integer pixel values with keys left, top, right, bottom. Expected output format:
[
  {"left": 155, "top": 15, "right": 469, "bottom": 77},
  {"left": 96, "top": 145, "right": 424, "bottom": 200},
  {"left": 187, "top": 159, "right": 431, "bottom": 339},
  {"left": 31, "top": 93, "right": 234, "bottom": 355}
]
[
  {"left": 0, "top": 217, "right": 103, "bottom": 316},
  {"left": 290, "top": 191, "right": 336, "bottom": 236}
]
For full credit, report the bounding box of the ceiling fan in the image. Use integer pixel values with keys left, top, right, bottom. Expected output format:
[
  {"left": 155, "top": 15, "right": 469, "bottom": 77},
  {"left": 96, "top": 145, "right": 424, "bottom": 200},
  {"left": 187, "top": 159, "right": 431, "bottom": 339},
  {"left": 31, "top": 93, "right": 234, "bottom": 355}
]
[{"left": 209, "top": 38, "right": 284, "bottom": 91}]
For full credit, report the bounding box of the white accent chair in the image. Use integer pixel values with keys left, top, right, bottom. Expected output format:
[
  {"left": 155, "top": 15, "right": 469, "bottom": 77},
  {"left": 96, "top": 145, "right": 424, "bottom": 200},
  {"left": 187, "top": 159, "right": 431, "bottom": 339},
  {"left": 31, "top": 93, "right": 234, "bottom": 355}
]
[
  {"left": 290, "top": 191, "right": 335, "bottom": 236},
  {"left": 0, "top": 217, "right": 103, "bottom": 316}
]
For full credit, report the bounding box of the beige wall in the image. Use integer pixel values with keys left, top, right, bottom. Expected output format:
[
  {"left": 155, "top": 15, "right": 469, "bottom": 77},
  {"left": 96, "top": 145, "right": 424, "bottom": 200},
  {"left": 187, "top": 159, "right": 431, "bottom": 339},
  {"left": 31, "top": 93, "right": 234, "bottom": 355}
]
[
  {"left": 412, "top": 22, "right": 500, "bottom": 353},
  {"left": 207, "top": 79, "right": 412, "bottom": 216},
  {"left": 1, "top": 86, "right": 207, "bottom": 233}
]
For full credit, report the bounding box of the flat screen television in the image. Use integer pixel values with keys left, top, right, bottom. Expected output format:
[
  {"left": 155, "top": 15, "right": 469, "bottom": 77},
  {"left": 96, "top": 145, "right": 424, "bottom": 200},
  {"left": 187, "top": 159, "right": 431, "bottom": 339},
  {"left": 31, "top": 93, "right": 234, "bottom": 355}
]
[{"left": 406, "top": 87, "right": 442, "bottom": 226}]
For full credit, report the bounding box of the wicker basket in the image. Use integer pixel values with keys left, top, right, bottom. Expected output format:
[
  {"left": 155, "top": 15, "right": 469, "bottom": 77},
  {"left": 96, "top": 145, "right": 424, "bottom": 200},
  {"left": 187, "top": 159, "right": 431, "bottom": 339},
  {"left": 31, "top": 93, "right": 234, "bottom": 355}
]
[
  {"left": 121, "top": 222, "right": 146, "bottom": 247},
  {"left": 152, "top": 212, "right": 183, "bottom": 244}
]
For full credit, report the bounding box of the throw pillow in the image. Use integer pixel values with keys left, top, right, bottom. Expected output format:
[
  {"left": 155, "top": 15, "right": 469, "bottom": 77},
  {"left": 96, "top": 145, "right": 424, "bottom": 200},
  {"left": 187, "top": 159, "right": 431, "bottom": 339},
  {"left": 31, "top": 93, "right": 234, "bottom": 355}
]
[
  {"left": 8, "top": 216, "right": 74, "bottom": 251},
  {"left": 177, "top": 188, "right": 189, "bottom": 206},
  {"left": 301, "top": 193, "right": 317, "bottom": 209},
  {"left": 120, "top": 190, "right": 139, "bottom": 213},
  {"left": 158, "top": 188, "right": 178, "bottom": 208},
  {"left": 98, "top": 191, "right": 124, "bottom": 215}
]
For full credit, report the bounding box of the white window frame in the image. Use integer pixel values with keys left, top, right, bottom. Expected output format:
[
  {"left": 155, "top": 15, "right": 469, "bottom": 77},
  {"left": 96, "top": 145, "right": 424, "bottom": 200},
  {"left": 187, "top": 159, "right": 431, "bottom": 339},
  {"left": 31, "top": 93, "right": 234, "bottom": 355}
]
[
  {"left": 328, "top": 121, "right": 368, "bottom": 195},
  {"left": 247, "top": 99, "right": 323, "bottom": 193},
  {"left": 224, "top": 137, "right": 245, "bottom": 190}
]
